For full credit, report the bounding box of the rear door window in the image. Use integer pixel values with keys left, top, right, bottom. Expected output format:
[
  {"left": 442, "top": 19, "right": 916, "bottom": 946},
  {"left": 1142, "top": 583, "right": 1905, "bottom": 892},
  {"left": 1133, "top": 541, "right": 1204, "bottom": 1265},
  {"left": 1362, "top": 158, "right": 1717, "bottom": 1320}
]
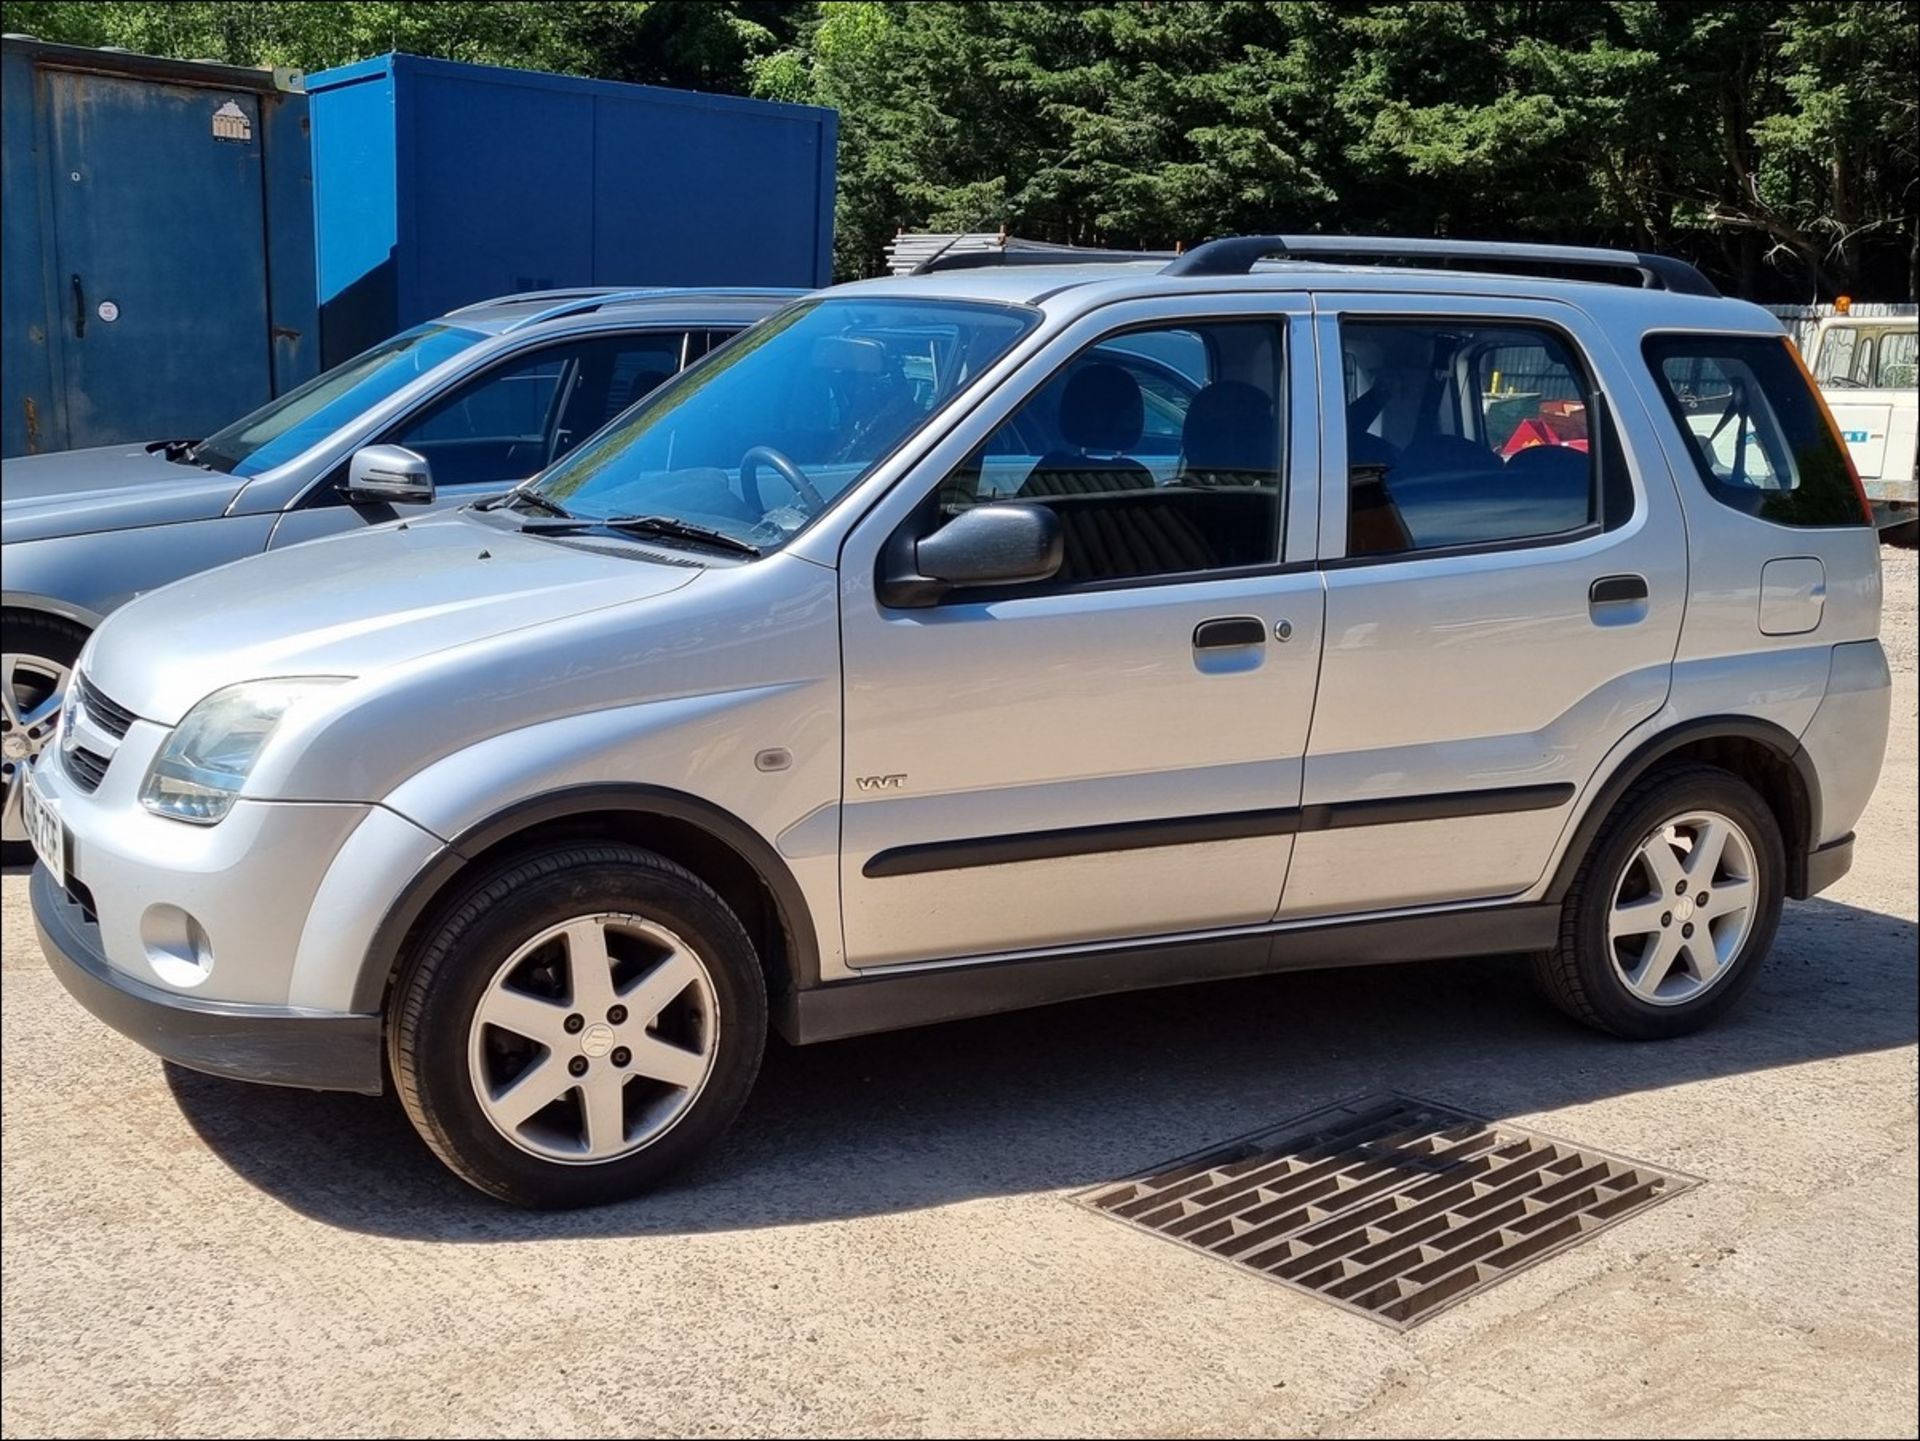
[
  {"left": 1643, "top": 334, "right": 1867, "bottom": 528},
  {"left": 1341, "top": 320, "right": 1608, "bottom": 556}
]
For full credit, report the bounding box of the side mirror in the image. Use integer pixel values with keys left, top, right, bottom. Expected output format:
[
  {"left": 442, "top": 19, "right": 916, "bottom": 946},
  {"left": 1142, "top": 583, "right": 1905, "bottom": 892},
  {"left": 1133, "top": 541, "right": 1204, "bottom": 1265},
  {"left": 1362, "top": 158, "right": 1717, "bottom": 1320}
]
[
  {"left": 879, "top": 502, "right": 1064, "bottom": 608},
  {"left": 342, "top": 445, "right": 434, "bottom": 505}
]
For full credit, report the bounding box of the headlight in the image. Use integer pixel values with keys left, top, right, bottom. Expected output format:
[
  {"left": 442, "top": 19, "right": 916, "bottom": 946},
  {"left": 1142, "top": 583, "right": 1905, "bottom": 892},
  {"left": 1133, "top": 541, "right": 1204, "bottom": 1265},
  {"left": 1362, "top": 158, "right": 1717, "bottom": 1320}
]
[{"left": 140, "top": 678, "right": 347, "bottom": 824}]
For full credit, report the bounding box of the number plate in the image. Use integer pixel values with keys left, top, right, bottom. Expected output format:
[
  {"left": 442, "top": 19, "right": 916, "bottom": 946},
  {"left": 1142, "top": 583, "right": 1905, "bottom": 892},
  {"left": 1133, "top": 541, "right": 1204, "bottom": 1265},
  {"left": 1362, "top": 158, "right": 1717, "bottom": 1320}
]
[{"left": 22, "top": 768, "right": 65, "bottom": 890}]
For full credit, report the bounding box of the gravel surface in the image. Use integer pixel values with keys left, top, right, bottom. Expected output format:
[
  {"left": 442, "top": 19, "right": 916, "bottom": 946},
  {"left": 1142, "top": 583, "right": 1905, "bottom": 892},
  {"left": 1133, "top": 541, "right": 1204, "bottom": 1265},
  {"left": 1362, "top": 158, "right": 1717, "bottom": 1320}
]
[
  {"left": 2, "top": 549, "right": 1914, "bottom": 1439},
  {"left": 1882, "top": 543, "right": 1917, "bottom": 674}
]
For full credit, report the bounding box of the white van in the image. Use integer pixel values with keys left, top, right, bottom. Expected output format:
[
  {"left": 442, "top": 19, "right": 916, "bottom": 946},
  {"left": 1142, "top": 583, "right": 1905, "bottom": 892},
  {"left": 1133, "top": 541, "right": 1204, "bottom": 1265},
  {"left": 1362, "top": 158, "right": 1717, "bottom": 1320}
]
[{"left": 1807, "top": 312, "right": 1918, "bottom": 539}]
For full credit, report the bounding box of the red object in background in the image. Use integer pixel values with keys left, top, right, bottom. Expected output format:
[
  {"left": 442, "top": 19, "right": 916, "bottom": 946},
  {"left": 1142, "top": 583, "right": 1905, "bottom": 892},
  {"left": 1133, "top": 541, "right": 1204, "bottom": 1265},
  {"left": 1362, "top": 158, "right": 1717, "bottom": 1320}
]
[{"left": 1501, "top": 400, "right": 1590, "bottom": 456}]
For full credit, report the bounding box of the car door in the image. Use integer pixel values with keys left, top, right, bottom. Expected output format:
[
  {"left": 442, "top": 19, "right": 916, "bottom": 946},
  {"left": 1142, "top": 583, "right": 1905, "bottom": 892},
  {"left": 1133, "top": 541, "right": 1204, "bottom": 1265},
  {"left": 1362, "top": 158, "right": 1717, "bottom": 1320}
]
[
  {"left": 835, "top": 295, "right": 1325, "bottom": 968},
  {"left": 265, "top": 329, "right": 695, "bottom": 548},
  {"left": 1277, "top": 294, "right": 1686, "bottom": 919}
]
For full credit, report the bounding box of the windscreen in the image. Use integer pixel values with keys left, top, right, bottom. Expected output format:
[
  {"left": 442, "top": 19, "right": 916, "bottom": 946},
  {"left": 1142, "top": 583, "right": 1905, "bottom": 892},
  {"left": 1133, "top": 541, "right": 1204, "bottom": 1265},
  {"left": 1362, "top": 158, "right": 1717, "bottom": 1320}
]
[
  {"left": 192, "top": 324, "right": 486, "bottom": 477},
  {"left": 527, "top": 297, "right": 1037, "bottom": 551}
]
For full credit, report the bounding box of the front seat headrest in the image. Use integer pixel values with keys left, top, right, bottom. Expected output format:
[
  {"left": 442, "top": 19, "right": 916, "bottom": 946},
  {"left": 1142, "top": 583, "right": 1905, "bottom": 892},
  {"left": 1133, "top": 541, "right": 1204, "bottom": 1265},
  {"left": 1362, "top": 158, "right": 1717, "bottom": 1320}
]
[
  {"left": 1181, "top": 381, "right": 1276, "bottom": 480},
  {"left": 1057, "top": 362, "right": 1145, "bottom": 454}
]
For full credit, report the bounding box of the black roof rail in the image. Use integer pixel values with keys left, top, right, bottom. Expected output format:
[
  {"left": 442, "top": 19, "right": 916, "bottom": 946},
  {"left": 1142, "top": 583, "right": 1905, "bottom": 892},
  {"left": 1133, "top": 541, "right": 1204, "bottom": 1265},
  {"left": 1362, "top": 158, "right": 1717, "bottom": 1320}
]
[{"left": 1162, "top": 235, "right": 1720, "bottom": 297}]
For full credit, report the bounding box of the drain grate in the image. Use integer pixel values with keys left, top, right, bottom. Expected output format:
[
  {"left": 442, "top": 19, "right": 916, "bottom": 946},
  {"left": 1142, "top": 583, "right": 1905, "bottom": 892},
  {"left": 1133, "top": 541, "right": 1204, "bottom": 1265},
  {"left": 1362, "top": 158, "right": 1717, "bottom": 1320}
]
[{"left": 1077, "top": 1093, "right": 1698, "bottom": 1329}]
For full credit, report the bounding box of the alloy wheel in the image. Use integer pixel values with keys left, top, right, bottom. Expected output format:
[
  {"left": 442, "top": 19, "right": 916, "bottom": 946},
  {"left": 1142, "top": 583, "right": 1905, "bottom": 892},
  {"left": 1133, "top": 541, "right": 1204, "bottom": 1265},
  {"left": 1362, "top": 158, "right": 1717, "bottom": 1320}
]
[
  {"left": 466, "top": 913, "right": 720, "bottom": 1163},
  {"left": 0, "top": 652, "right": 70, "bottom": 845},
  {"left": 1607, "top": 809, "right": 1758, "bottom": 1006}
]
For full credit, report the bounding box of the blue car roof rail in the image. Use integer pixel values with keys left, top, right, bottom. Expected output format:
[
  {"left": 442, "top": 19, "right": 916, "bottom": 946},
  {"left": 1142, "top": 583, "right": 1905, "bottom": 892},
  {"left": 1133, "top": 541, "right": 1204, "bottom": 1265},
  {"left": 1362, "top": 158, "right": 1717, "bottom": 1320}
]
[
  {"left": 501, "top": 287, "right": 808, "bottom": 331},
  {"left": 445, "top": 287, "right": 629, "bottom": 316}
]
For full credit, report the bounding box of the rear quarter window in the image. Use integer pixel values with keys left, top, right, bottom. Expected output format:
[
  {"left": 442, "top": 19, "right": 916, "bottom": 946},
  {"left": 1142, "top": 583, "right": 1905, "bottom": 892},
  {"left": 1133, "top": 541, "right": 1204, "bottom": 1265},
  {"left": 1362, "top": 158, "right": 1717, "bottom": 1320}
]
[{"left": 1643, "top": 334, "right": 1867, "bottom": 528}]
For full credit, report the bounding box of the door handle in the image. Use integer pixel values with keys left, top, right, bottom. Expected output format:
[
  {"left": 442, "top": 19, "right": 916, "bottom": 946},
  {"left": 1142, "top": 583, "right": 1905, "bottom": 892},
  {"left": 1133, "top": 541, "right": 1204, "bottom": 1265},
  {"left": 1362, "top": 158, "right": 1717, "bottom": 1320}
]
[
  {"left": 1589, "top": 574, "right": 1648, "bottom": 606},
  {"left": 71, "top": 274, "right": 86, "bottom": 339},
  {"left": 1193, "top": 616, "right": 1267, "bottom": 650}
]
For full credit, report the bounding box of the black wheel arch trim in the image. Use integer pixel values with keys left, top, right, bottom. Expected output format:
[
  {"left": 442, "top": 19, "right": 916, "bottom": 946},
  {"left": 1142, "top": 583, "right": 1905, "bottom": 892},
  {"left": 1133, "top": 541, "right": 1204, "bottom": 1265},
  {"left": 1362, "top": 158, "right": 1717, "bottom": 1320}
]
[
  {"left": 355, "top": 783, "right": 823, "bottom": 1013},
  {"left": 1546, "top": 714, "right": 1823, "bottom": 903}
]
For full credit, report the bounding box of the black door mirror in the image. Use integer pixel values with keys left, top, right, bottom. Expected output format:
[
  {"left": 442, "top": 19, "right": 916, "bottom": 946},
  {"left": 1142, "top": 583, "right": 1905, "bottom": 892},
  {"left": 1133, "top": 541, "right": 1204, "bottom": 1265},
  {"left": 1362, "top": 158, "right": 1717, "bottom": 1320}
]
[{"left": 879, "top": 503, "right": 1064, "bottom": 607}]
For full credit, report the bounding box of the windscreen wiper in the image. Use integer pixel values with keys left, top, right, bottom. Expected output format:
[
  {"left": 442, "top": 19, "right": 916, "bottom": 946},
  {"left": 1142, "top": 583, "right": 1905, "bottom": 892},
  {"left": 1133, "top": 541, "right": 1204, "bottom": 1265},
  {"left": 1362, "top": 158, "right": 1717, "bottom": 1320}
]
[
  {"left": 599, "top": 514, "right": 762, "bottom": 556},
  {"left": 478, "top": 486, "right": 573, "bottom": 518},
  {"left": 505, "top": 509, "right": 761, "bottom": 556},
  {"left": 157, "top": 438, "right": 218, "bottom": 470}
]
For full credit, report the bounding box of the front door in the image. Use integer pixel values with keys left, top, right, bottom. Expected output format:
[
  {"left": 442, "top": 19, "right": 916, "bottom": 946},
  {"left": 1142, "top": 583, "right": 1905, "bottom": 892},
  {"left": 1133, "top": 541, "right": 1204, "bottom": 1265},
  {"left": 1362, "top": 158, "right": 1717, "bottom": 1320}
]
[
  {"left": 1280, "top": 295, "right": 1687, "bottom": 918},
  {"left": 46, "top": 70, "right": 273, "bottom": 448},
  {"left": 267, "top": 329, "right": 696, "bottom": 548},
  {"left": 837, "top": 298, "right": 1324, "bottom": 968}
]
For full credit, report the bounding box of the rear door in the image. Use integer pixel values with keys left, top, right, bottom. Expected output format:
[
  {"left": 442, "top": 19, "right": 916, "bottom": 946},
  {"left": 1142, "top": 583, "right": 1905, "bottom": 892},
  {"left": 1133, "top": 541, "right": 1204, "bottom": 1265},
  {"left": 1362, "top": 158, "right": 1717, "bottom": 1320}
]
[
  {"left": 1280, "top": 294, "right": 1687, "bottom": 918},
  {"left": 44, "top": 70, "right": 275, "bottom": 447}
]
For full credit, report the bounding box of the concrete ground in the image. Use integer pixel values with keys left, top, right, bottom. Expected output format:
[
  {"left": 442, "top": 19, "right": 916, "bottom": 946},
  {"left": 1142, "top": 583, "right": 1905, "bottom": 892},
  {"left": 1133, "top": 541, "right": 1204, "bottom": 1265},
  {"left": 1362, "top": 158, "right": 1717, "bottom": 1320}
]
[{"left": 3, "top": 550, "right": 1915, "bottom": 1439}]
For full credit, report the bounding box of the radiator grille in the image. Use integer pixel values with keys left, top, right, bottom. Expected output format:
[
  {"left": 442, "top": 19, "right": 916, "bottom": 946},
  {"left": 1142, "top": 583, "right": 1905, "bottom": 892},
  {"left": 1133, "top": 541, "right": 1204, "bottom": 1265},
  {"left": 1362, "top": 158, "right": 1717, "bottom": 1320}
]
[
  {"left": 63, "top": 746, "right": 110, "bottom": 793},
  {"left": 76, "top": 673, "right": 138, "bottom": 741}
]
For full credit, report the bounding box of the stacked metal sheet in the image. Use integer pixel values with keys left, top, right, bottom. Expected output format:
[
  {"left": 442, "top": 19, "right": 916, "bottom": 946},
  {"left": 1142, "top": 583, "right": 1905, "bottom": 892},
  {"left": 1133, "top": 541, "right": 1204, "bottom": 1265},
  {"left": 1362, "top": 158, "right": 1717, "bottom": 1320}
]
[{"left": 883, "top": 231, "right": 1159, "bottom": 274}]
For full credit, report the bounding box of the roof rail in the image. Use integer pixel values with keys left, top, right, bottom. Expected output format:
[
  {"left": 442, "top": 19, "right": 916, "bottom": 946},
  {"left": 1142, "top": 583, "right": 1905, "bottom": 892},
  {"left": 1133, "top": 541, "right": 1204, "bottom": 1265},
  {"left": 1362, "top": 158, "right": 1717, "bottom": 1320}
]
[
  {"left": 499, "top": 287, "right": 803, "bottom": 332},
  {"left": 499, "top": 287, "right": 679, "bottom": 330},
  {"left": 1162, "top": 235, "right": 1720, "bottom": 297},
  {"left": 446, "top": 287, "right": 625, "bottom": 316}
]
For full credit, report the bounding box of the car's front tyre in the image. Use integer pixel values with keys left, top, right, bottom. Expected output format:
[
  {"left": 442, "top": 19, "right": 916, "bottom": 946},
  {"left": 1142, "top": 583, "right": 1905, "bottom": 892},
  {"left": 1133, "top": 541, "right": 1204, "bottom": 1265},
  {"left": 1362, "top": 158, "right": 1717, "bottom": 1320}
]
[
  {"left": 1534, "top": 763, "right": 1785, "bottom": 1040},
  {"left": 2, "top": 610, "right": 88, "bottom": 867},
  {"left": 390, "top": 843, "right": 767, "bottom": 1208}
]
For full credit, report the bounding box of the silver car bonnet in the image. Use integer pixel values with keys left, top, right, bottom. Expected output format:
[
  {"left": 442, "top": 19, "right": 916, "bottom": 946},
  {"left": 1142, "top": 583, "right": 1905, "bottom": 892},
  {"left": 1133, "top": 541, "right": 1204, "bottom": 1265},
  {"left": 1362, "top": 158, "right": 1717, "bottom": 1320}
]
[
  {"left": 1, "top": 444, "right": 246, "bottom": 543},
  {"left": 82, "top": 510, "right": 704, "bottom": 725}
]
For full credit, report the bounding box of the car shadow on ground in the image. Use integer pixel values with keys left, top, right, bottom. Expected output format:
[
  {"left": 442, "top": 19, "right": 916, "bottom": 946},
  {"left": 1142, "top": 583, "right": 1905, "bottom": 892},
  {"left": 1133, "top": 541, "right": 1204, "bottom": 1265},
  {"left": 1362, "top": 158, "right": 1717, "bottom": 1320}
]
[{"left": 164, "top": 894, "right": 1917, "bottom": 1242}]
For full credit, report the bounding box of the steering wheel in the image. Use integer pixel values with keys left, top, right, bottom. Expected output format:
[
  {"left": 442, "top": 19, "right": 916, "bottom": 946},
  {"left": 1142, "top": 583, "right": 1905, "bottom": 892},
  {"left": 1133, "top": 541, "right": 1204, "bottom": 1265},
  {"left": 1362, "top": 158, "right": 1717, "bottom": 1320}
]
[{"left": 740, "top": 445, "right": 828, "bottom": 516}]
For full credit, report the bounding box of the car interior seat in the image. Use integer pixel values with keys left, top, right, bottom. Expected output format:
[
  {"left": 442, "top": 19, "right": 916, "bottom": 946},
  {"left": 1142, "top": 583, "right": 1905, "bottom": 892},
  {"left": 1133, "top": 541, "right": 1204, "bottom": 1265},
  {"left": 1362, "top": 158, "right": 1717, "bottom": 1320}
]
[
  {"left": 1018, "top": 363, "right": 1155, "bottom": 497},
  {"left": 1177, "top": 381, "right": 1277, "bottom": 487}
]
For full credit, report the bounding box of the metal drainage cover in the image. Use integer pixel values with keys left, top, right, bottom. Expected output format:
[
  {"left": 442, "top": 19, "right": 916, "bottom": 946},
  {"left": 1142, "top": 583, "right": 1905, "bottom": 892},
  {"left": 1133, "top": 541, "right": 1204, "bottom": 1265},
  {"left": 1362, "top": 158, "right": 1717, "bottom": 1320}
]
[{"left": 1077, "top": 1093, "right": 1699, "bottom": 1329}]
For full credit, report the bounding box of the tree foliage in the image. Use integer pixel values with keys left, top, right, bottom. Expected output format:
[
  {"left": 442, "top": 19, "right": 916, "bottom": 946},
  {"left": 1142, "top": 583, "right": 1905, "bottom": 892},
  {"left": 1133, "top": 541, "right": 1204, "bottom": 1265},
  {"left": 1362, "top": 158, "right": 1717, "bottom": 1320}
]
[
  {"left": 0, "top": 2, "right": 807, "bottom": 93},
  {"left": 5, "top": 0, "right": 1913, "bottom": 295}
]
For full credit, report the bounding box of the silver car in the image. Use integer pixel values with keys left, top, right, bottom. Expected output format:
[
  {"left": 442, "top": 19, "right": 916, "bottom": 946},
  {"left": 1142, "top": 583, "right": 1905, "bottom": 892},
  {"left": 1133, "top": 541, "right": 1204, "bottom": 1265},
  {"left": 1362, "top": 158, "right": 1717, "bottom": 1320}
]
[
  {"left": 0, "top": 287, "right": 800, "bottom": 859},
  {"left": 25, "top": 237, "right": 1891, "bottom": 1208}
]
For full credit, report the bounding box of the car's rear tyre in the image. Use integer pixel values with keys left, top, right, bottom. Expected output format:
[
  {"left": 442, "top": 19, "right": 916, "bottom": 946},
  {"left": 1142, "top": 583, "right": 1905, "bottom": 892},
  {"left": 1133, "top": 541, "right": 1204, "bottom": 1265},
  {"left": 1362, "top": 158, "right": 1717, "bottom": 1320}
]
[
  {"left": 2, "top": 610, "right": 89, "bottom": 867},
  {"left": 390, "top": 843, "right": 767, "bottom": 1208},
  {"left": 1533, "top": 764, "right": 1785, "bottom": 1040}
]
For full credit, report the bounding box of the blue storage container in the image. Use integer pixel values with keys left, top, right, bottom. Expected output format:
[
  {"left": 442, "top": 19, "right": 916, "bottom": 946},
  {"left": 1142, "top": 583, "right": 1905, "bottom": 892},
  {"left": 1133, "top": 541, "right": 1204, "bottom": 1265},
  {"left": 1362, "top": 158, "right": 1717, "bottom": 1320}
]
[
  {"left": 307, "top": 54, "right": 837, "bottom": 365},
  {"left": 1, "top": 37, "right": 318, "bottom": 457}
]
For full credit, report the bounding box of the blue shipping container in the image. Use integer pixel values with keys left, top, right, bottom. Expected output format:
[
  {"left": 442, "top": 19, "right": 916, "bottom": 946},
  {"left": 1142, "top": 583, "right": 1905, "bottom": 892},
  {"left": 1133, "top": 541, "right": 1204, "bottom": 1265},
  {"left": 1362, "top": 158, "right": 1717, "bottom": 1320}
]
[
  {"left": 307, "top": 54, "right": 837, "bottom": 365},
  {"left": 1, "top": 38, "right": 318, "bottom": 457}
]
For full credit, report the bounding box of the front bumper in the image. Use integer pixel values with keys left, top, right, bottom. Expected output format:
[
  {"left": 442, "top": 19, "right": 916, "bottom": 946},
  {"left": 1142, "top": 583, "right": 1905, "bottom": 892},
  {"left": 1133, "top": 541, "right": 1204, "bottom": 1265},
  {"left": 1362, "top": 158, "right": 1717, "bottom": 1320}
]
[
  {"left": 33, "top": 867, "right": 383, "bottom": 1093},
  {"left": 27, "top": 714, "right": 415, "bottom": 1008}
]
